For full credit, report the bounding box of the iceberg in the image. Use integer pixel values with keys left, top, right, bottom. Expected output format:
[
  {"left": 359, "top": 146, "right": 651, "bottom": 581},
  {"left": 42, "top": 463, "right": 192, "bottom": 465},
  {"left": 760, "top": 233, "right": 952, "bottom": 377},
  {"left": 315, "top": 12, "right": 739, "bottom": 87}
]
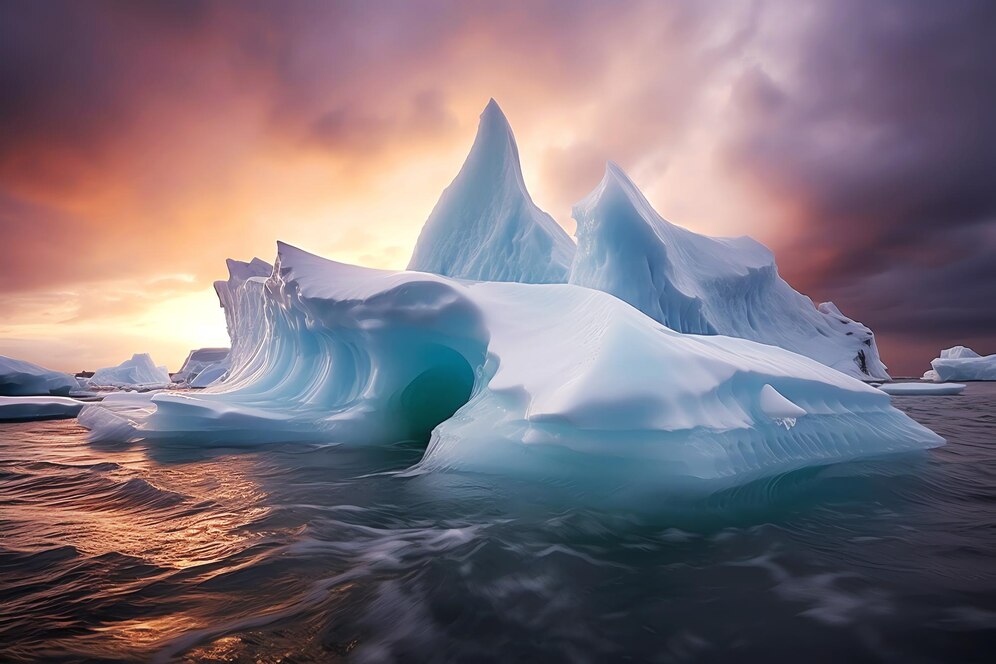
[
  {"left": 0, "top": 355, "right": 77, "bottom": 396},
  {"left": 925, "top": 346, "right": 996, "bottom": 382},
  {"left": 88, "top": 353, "right": 172, "bottom": 390},
  {"left": 172, "top": 347, "right": 230, "bottom": 387},
  {"left": 408, "top": 99, "right": 575, "bottom": 284},
  {"left": 568, "top": 163, "right": 890, "bottom": 380},
  {"left": 878, "top": 382, "right": 965, "bottom": 396},
  {"left": 0, "top": 396, "right": 85, "bottom": 422},
  {"left": 79, "top": 242, "right": 941, "bottom": 489}
]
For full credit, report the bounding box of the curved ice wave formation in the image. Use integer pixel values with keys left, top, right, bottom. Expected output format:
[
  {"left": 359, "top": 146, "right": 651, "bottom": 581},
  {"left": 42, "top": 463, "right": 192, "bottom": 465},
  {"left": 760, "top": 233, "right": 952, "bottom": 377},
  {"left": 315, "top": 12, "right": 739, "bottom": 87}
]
[
  {"left": 568, "top": 163, "right": 890, "bottom": 381},
  {"left": 80, "top": 243, "right": 941, "bottom": 487}
]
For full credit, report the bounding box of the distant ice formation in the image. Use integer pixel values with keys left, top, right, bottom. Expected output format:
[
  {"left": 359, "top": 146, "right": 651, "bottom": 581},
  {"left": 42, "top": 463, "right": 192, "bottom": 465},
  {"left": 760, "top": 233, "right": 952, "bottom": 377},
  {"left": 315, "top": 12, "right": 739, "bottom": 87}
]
[
  {"left": 0, "top": 355, "right": 77, "bottom": 396},
  {"left": 408, "top": 99, "right": 575, "bottom": 283},
  {"left": 878, "top": 382, "right": 965, "bottom": 396},
  {"left": 88, "top": 353, "right": 172, "bottom": 390},
  {"left": 80, "top": 243, "right": 941, "bottom": 489},
  {"left": 0, "top": 396, "right": 85, "bottom": 421},
  {"left": 923, "top": 346, "right": 996, "bottom": 381},
  {"left": 568, "top": 163, "right": 890, "bottom": 380},
  {"left": 172, "top": 348, "right": 230, "bottom": 387}
]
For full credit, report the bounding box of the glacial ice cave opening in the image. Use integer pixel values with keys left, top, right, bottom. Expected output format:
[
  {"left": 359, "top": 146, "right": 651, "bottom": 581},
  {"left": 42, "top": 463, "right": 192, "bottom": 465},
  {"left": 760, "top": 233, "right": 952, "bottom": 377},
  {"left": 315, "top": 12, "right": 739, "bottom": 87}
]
[{"left": 394, "top": 344, "right": 477, "bottom": 443}]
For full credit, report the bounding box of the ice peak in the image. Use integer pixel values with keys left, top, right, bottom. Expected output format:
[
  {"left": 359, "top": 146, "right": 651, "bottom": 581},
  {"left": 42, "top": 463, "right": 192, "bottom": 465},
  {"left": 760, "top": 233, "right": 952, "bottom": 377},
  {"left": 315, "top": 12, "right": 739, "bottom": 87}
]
[{"left": 407, "top": 99, "right": 575, "bottom": 283}]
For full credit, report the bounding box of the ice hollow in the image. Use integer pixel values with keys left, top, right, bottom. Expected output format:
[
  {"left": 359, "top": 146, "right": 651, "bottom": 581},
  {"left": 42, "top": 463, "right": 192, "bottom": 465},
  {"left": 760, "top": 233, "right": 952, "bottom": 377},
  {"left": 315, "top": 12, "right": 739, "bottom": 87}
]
[{"left": 80, "top": 243, "right": 941, "bottom": 489}]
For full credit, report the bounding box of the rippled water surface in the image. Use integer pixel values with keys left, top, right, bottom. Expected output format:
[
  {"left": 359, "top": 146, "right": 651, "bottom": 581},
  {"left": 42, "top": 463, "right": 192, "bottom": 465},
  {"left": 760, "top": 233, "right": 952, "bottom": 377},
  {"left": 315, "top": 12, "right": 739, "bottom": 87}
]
[{"left": 1, "top": 384, "right": 994, "bottom": 662}]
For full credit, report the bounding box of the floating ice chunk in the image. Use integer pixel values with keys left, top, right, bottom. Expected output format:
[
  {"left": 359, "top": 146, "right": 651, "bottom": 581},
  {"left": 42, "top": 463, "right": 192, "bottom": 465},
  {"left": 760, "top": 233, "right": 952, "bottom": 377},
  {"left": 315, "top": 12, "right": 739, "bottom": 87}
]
[
  {"left": 408, "top": 99, "right": 575, "bottom": 284},
  {"left": 80, "top": 243, "right": 942, "bottom": 490},
  {"left": 878, "top": 382, "right": 966, "bottom": 396},
  {"left": 926, "top": 346, "right": 995, "bottom": 381},
  {"left": 568, "top": 163, "right": 889, "bottom": 380},
  {"left": 0, "top": 396, "right": 85, "bottom": 421},
  {"left": 89, "top": 353, "right": 172, "bottom": 390},
  {"left": 0, "top": 355, "right": 77, "bottom": 396}
]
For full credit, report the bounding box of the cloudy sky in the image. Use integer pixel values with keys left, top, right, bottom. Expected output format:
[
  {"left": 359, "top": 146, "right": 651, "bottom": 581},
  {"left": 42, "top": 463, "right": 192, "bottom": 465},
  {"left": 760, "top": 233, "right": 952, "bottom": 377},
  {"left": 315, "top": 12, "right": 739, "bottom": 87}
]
[{"left": 1, "top": 0, "right": 993, "bottom": 375}]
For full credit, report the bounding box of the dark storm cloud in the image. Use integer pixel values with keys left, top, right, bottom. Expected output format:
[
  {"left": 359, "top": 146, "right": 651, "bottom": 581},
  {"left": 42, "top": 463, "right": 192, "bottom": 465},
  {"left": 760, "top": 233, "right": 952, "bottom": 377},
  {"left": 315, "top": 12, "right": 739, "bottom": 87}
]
[{"left": 724, "top": 0, "right": 996, "bottom": 369}]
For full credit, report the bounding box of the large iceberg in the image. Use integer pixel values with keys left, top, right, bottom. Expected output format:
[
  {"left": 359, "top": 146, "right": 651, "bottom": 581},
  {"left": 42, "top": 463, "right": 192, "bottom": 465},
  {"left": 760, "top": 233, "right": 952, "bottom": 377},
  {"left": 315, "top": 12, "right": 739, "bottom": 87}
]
[
  {"left": 0, "top": 355, "right": 77, "bottom": 396},
  {"left": 79, "top": 243, "right": 941, "bottom": 490},
  {"left": 88, "top": 353, "right": 172, "bottom": 390},
  {"left": 407, "top": 99, "right": 575, "bottom": 284},
  {"left": 568, "top": 163, "right": 890, "bottom": 380},
  {"left": 924, "top": 346, "right": 996, "bottom": 381}
]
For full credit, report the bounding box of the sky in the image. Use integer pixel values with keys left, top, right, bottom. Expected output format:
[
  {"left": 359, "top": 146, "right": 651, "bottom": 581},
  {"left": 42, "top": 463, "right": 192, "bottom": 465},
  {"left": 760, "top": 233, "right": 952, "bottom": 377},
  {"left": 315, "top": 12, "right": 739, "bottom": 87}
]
[{"left": 1, "top": 0, "right": 994, "bottom": 376}]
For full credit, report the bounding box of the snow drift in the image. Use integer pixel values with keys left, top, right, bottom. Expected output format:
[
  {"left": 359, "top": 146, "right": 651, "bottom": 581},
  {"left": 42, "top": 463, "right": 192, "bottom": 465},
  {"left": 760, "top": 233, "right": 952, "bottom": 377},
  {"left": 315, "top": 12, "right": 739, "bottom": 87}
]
[
  {"left": 88, "top": 353, "right": 172, "bottom": 390},
  {"left": 924, "top": 346, "right": 996, "bottom": 382},
  {"left": 568, "top": 163, "right": 890, "bottom": 380},
  {"left": 0, "top": 355, "right": 77, "bottom": 396},
  {"left": 408, "top": 99, "right": 575, "bottom": 284},
  {"left": 80, "top": 243, "right": 940, "bottom": 489}
]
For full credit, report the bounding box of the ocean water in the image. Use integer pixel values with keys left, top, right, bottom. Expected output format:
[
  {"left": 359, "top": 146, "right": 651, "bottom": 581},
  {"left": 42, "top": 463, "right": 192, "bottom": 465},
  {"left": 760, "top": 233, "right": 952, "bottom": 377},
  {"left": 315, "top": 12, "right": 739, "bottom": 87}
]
[{"left": 1, "top": 384, "right": 994, "bottom": 663}]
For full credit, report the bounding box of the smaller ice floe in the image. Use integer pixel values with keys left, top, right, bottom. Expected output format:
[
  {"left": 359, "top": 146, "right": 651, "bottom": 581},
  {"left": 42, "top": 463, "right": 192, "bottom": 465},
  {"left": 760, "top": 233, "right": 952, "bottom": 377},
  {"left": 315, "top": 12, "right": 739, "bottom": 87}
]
[
  {"left": 0, "top": 355, "right": 77, "bottom": 396},
  {"left": 0, "top": 396, "right": 85, "bottom": 421},
  {"left": 759, "top": 384, "right": 807, "bottom": 429},
  {"left": 89, "top": 353, "right": 172, "bottom": 390},
  {"left": 925, "top": 346, "right": 996, "bottom": 382},
  {"left": 172, "top": 347, "right": 230, "bottom": 387},
  {"left": 878, "top": 382, "right": 966, "bottom": 396}
]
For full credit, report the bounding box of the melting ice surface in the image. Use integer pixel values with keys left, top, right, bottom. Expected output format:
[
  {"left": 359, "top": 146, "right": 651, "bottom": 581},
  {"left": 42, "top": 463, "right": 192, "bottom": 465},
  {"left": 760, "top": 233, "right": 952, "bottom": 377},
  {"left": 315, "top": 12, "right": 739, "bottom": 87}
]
[
  {"left": 569, "top": 163, "right": 889, "bottom": 380},
  {"left": 80, "top": 242, "right": 941, "bottom": 492}
]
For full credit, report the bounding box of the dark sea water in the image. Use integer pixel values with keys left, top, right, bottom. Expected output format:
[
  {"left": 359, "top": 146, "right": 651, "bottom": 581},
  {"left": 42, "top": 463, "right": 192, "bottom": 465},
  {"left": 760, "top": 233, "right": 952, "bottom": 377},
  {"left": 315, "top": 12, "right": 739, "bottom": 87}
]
[{"left": 1, "top": 384, "right": 994, "bottom": 663}]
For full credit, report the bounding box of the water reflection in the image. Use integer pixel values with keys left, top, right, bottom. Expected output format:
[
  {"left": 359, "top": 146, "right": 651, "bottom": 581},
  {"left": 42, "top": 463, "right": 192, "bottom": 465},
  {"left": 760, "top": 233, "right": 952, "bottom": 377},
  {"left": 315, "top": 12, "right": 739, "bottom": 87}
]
[{"left": 0, "top": 385, "right": 993, "bottom": 662}]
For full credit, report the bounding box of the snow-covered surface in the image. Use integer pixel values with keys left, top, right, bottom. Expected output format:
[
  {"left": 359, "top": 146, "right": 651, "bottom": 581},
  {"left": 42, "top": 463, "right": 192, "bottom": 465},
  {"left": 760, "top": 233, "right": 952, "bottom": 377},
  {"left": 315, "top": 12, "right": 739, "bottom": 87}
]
[
  {"left": 80, "top": 243, "right": 941, "bottom": 490},
  {"left": 927, "top": 346, "right": 996, "bottom": 381},
  {"left": 172, "top": 347, "right": 230, "bottom": 386},
  {"left": 0, "top": 355, "right": 77, "bottom": 396},
  {"left": 408, "top": 99, "right": 575, "bottom": 284},
  {"left": 568, "top": 163, "right": 890, "bottom": 380},
  {"left": 0, "top": 396, "right": 85, "bottom": 421},
  {"left": 878, "top": 382, "right": 966, "bottom": 396},
  {"left": 88, "top": 353, "right": 172, "bottom": 390}
]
